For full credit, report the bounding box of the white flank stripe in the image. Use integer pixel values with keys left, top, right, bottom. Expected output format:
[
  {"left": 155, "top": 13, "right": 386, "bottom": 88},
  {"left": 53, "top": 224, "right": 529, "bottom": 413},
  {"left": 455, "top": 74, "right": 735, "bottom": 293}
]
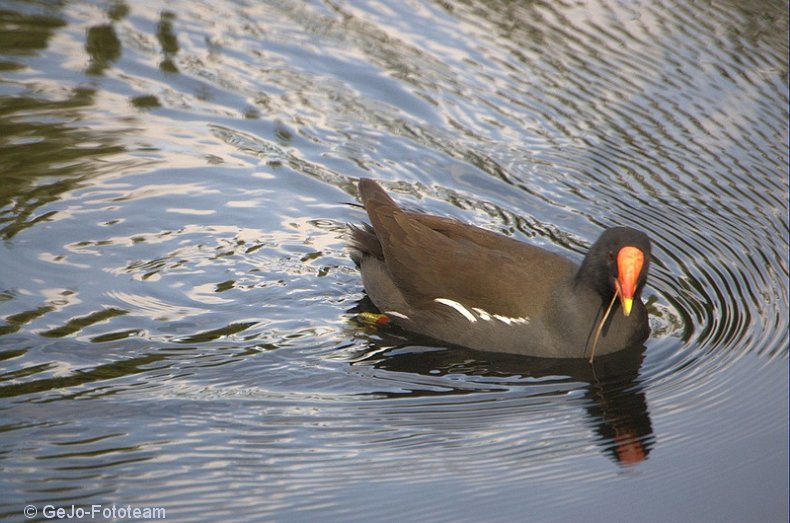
[
  {"left": 493, "top": 313, "right": 529, "bottom": 325},
  {"left": 435, "top": 300, "right": 529, "bottom": 325},
  {"left": 434, "top": 298, "right": 477, "bottom": 323},
  {"left": 384, "top": 310, "right": 410, "bottom": 320},
  {"left": 472, "top": 308, "right": 491, "bottom": 321}
]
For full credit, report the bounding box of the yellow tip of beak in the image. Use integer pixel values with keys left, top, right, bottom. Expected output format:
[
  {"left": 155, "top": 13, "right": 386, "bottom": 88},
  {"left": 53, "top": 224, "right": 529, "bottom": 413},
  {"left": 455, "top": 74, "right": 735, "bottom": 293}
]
[{"left": 622, "top": 297, "right": 633, "bottom": 317}]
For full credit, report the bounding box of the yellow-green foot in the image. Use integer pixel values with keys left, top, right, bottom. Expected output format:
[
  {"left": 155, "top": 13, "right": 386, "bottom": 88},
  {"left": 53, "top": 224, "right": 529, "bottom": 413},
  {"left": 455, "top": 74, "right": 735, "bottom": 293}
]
[{"left": 356, "top": 312, "right": 391, "bottom": 327}]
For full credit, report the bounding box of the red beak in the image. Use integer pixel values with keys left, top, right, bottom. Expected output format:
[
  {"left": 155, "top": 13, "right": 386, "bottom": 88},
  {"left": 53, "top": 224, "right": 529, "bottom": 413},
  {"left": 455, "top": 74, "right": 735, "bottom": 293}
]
[{"left": 616, "top": 246, "right": 644, "bottom": 316}]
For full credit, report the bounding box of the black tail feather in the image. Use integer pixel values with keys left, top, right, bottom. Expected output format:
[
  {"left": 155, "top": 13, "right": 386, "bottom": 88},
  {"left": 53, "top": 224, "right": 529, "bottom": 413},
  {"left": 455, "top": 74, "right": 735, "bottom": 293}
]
[{"left": 347, "top": 223, "right": 383, "bottom": 266}]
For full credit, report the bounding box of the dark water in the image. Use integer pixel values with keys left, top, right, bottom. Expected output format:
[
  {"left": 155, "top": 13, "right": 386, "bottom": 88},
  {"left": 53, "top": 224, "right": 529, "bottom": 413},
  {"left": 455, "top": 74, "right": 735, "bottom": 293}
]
[{"left": 1, "top": 0, "right": 787, "bottom": 521}]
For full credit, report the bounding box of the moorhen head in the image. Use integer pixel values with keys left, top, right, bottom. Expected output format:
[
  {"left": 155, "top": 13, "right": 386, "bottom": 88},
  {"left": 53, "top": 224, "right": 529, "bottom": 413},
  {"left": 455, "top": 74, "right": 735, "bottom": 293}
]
[{"left": 349, "top": 178, "right": 651, "bottom": 360}]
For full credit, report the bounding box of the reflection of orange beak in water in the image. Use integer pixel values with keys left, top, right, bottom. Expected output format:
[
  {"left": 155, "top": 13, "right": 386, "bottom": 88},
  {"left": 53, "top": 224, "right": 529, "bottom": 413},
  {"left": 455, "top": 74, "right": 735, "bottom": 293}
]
[
  {"left": 614, "top": 429, "right": 648, "bottom": 465},
  {"left": 616, "top": 246, "right": 644, "bottom": 317}
]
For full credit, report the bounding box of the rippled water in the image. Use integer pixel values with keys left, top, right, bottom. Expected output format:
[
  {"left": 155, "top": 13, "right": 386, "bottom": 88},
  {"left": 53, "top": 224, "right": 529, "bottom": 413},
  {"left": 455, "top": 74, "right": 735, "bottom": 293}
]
[{"left": 1, "top": 0, "right": 787, "bottom": 521}]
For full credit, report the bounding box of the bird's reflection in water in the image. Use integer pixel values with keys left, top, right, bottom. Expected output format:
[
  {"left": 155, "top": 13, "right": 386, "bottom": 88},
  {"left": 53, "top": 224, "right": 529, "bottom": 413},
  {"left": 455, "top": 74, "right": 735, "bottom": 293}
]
[{"left": 349, "top": 304, "right": 653, "bottom": 467}]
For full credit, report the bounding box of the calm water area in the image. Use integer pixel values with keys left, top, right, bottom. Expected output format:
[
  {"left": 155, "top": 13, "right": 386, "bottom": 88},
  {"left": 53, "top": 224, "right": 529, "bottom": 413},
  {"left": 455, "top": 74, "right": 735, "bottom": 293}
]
[{"left": 0, "top": 1, "right": 788, "bottom": 521}]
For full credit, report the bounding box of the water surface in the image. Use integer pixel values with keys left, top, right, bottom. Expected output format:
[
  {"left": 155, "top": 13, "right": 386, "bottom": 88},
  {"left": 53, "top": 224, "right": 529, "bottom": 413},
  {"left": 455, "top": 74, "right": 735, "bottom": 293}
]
[{"left": 0, "top": 1, "right": 787, "bottom": 522}]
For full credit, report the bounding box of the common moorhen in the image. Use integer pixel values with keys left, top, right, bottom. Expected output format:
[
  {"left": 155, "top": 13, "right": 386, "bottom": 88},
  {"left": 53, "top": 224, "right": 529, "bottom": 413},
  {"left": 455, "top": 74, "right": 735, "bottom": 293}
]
[{"left": 349, "top": 178, "right": 651, "bottom": 360}]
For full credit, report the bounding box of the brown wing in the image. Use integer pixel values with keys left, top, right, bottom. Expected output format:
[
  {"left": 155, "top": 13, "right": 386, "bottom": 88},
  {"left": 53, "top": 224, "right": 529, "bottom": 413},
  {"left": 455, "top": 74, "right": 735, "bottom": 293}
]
[{"left": 358, "top": 179, "right": 576, "bottom": 316}]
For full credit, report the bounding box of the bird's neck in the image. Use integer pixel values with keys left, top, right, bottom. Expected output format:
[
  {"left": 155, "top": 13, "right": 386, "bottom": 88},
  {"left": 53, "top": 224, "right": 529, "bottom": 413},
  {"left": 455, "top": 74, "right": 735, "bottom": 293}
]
[{"left": 574, "top": 258, "right": 612, "bottom": 302}]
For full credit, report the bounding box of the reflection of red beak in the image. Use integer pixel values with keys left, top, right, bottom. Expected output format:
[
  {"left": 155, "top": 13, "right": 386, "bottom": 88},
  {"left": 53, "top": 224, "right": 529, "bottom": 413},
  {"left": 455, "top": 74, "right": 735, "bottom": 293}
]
[
  {"left": 615, "top": 246, "right": 644, "bottom": 316},
  {"left": 615, "top": 430, "right": 648, "bottom": 465}
]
